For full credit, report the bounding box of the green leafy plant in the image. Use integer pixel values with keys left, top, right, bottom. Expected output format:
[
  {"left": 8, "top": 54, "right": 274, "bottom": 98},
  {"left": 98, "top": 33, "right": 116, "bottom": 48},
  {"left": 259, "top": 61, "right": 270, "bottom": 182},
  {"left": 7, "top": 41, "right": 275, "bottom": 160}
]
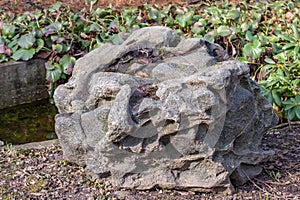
[
  {"left": 243, "top": 38, "right": 264, "bottom": 60},
  {"left": 85, "top": 0, "right": 99, "bottom": 13},
  {"left": 282, "top": 95, "right": 300, "bottom": 120},
  {"left": 0, "top": 1, "right": 299, "bottom": 121},
  {"left": 2, "top": 143, "right": 17, "bottom": 157},
  {"left": 269, "top": 171, "right": 281, "bottom": 183},
  {"left": 278, "top": 23, "right": 300, "bottom": 60}
]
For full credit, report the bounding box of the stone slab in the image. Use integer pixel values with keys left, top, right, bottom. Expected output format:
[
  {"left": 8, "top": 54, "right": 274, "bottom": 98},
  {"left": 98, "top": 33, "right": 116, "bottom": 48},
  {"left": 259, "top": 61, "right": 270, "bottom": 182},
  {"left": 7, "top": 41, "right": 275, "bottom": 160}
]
[{"left": 0, "top": 59, "right": 48, "bottom": 109}]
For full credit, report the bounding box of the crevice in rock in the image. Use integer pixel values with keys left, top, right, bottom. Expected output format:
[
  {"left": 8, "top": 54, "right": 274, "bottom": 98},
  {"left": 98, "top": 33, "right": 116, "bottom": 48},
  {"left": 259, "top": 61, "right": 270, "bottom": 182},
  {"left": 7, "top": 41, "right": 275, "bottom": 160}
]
[
  {"left": 98, "top": 171, "right": 111, "bottom": 179},
  {"left": 205, "top": 107, "right": 212, "bottom": 116},
  {"left": 159, "top": 135, "right": 170, "bottom": 146},
  {"left": 94, "top": 97, "right": 114, "bottom": 108},
  {"left": 204, "top": 40, "right": 229, "bottom": 62},
  {"left": 141, "top": 134, "right": 158, "bottom": 152},
  {"left": 104, "top": 48, "right": 163, "bottom": 74},
  {"left": 129, "top": 83, "right": 159, "bottom": 124},
  {"left": 196, "top": 123, "right": 209, "bottom": 142}
]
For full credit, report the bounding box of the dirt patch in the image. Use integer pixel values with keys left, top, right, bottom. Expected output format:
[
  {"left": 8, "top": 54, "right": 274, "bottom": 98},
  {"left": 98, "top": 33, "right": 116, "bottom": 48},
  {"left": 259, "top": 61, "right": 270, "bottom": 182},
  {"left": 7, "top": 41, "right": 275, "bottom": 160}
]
[
  {"left": 0, "top": 0, "right": 190, "bottom": 14},
  {"left": 1, "top": 125, "right": 299, "bottom": 199}
]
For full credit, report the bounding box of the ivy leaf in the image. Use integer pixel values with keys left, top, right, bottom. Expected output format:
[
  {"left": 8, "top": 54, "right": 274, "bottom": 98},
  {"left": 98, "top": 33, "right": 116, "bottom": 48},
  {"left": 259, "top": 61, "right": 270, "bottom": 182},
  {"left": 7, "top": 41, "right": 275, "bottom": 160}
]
[
  {"left": 243, "top": 39, "right": 263, "bottom": 59},
  {"left": 292, "top": 23, "right": 300, "bottom": 40},
  {"left": 192, "top": 21, "right": 205, "bottom": 35},
  {"left": 175, "top": 11, "right": 194, "bottom": 28},
  {"left": 245, "top": 31, "right": 254, "bottom": 42},
  {"left": 36, "top": 38, "right": 44, "bottom": 52},
  {"left": 282, "top": 43, "right": 296, "bottom": 50},
  {"left": 11, "top": 48, "right": 35, "bottom": 61},
  {"left": 294, "top": 45, "right": 300, "bottom": 60},
  {"left": 49, "top": 2, "right": 62, "bottom": 12},
  {"left": 260, "top": 86, "right": 273, "bottom": 104},
  {"left": 283, "top": 100, "right": 296, "bottom": 111},
  {"left": 2, "top": 24, "right": 16, "bottom": 37},
  {"left": 271, "top": 89, "right": 282, "bottom": 106},
  {"left": 46, "top": 62, "right": 62, "bottom": 82},
  {"left": 89, "top": 23, "right": 101, "bottom": 32},
  {"left": 204, "top": 34, "right": 215, "bottom": 43},
  {"left": 227, "top": 10, "right": 240, "bottom": 21},
  {"left": 296, "top": 95, "right": 300, "bottom": 103},
  {"left": 164, "top": 16, "right": 175, "bottom": 26},
  {"left": 216, "top": 26, "right": 232, "bottom": 37},
  {"left": 0, "top": 54, "right": 8, "bottom": 62},
  {"left": 18, "top": 33, "right": 36, "bottom": 49},
  {"left": 43, "top": 22, "right": 62, "bottom": 36},
  {"left": 148, "top": 7, "right": 162, "bottom": 22},
  {"left": 241, "top": 22, "right": 250, "bottom": 32},
  {"left": 288, "top": 109, "right": 296, "bottom": 120},
  {"left": 264, "top": 58, "right": 276, "bottom": 64},
  {"left": 277, "top": 33, "right": 294, "bottom": 42},
  {"left": 295, "top": 107, "right": 300, "bottom": 119},
  {"left": 274, "top": 52, "right": 288, "bottom": 60},
  {"left": 52, "top": 43, "right": 63, "bottom": 53},
  {"left": 59, "top": 54, "right": 76, "bottom": 75},
  {"left": 51, "top": 35, "right": 65, "bottom": 43},
  {"left": 7, "top": 37, "right": 19, "bottom": 48}
]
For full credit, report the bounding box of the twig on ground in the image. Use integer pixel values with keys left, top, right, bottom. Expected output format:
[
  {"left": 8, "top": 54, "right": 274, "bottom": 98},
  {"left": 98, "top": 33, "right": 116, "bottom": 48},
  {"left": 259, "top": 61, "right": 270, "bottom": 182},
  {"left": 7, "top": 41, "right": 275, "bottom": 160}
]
[
  {"left": 254, "top": 178, "right": 290, "bottom": 186},
  {"left": 188, "top": 0, "right": 201, "bottom": 4},
  {"left": 271, "top": 121, "right": 300, "bottom": 130},
  {"left": 241, "top": 169, "right": 279, "bottom": 198},
  {"left": 26, "top": 0, "right": 44, "bottom": 10}
]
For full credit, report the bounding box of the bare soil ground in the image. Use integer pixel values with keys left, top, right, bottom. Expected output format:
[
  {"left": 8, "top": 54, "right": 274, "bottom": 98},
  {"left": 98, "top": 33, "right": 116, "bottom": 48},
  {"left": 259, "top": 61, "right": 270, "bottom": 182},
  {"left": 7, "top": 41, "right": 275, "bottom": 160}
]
[
  {"left": 1, "top": 1, "right": 300, "bottom": 199},
  {"left": 1, "top": 124, "right": 299, "bottom": 199},
  {"left": 0, "top": 0, "right": 190, "bottom": 13}
]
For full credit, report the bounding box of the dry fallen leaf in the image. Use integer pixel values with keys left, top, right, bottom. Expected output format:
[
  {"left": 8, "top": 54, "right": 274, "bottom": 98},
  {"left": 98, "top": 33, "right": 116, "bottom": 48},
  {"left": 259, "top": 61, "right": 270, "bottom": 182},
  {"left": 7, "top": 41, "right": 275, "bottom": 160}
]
[{"left": 135, "top": 71, "right": 149, "bottom": 78}]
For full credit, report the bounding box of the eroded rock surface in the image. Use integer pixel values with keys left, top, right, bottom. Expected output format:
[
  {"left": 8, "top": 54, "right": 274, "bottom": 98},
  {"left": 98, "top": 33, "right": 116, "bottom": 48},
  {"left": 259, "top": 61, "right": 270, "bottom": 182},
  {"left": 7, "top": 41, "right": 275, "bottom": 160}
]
[{"left": 54, "top": 26, "right": 278, "bottom": 193}]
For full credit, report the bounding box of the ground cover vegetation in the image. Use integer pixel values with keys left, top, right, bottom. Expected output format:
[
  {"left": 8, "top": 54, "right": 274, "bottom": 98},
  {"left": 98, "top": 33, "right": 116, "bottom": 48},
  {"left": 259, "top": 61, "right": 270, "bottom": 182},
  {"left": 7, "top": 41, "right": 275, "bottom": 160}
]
[{"left": 0, "top": 0, "right": 299, "bottom": 121}]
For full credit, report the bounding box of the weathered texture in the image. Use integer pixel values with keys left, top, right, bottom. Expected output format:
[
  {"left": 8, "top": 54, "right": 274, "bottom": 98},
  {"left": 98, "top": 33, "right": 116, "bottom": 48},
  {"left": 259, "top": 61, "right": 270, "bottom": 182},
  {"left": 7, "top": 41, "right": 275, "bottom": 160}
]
[
  {"left": 54, "top": 26, "right": 278, "bottom": 193},
  {"left": 0, "top": 59, "right": 48, "bottom": 109}
]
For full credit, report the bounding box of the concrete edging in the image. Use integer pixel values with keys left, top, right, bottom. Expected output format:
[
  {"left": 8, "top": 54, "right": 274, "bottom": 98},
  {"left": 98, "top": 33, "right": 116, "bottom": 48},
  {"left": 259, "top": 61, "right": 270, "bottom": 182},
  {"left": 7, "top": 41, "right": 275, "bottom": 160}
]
[
  {"left": 0, "top": 139, "right": 60, "bottom": 150},
  {"left": 0, "top": 59, "right": 49, "bottom": 109}
]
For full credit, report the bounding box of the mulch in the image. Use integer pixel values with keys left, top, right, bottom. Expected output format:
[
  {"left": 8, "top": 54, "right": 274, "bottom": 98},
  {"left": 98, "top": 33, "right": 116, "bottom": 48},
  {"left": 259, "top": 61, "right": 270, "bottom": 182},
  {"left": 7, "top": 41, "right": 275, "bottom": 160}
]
[{"left": 1, "top": 124, "right": 299, "bottom": 199}]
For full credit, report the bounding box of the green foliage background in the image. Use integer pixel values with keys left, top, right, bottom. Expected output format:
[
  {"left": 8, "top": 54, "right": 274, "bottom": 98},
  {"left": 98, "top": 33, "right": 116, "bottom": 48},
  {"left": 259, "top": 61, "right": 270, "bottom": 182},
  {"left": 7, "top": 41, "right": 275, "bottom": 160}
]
[{"left": 0, "top": 1, "right": 299, "bottom": 121}]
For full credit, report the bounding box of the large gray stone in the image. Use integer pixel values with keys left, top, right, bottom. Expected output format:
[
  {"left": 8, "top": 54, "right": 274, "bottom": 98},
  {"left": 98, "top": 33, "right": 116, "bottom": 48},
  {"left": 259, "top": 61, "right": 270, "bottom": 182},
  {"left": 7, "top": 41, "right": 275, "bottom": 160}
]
[{"left": 54, "top": 26, "right": 278, "bottom": 193}]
